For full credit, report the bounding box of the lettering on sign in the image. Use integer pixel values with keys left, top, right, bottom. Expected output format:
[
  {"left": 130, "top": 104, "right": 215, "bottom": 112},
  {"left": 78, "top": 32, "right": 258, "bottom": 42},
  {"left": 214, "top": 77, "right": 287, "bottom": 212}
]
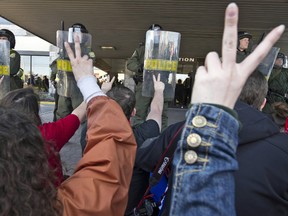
[{"left": 178, "top": 57, "right": 195, "bottom": 62}]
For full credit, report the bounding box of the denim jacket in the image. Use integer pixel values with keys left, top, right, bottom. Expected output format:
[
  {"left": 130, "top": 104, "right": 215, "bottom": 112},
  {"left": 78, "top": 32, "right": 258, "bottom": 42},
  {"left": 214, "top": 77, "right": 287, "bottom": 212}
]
[{"left": 169, "top": 104, "right": 239, "bottom": 216}]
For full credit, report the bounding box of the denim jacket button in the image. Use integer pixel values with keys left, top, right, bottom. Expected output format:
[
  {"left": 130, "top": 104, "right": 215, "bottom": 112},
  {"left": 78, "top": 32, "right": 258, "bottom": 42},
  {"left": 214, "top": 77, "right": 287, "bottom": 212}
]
[
  {"left": 184, "top": 150, "right": 198, "bottom": 164},
  {"left": 187, "top": 133, "right": 202, "bottom": 148},
  {"left": 192, "top": 115, "right": 207, "bottom": 128}
]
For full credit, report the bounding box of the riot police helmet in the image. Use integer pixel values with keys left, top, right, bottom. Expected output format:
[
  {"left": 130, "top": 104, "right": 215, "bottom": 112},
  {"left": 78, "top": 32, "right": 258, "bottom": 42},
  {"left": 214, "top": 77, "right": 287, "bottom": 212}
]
[
  {"left": 149, "top": 24, "right": 162, "bottom": 31},
  {"left": 238, "top": 31, "right": 252, "bottom": 40},
  {"left": 71, "top": 23, "right": 88, "bottom": 33},
  {"left": 0, "top": 29, "right": 16, "bottom": 49},
  {"left": 277, "top": 52, "right": 285, "bottom": 61},
  {"left": 277, "top": 52, "right": 286, "bottom": 65}
]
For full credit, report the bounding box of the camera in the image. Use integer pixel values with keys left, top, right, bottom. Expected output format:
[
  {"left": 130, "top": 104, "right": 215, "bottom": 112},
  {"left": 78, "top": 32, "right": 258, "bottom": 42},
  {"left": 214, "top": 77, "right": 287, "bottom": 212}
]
[{"left": 132, "top": 199, "right": 159, "bottom": 216}]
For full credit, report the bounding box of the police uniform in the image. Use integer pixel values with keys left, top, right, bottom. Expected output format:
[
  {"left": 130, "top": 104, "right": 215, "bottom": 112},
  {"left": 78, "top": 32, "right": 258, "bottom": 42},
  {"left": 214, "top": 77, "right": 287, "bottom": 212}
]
[
  {"left": 236, "top": 49, "right": 250, "bottom": 63},
  {"left": 56, "top": 81, "right": 83, "bottom": 119},
  {"left": 0, "top": 29, "right": 22, "bottom": 91},
  {"left": 236, "top": 31, "right": 252, "bottom": 63},
  {"left": 127, "top": 43, "right": 169, "bottom": 130},
  {"left": 10, "top": 49, "right": 23, "bottom": 91},
  {"left": 49, "top": 60, "right": 59, "bottom": 121},
  {"left": 10, "top": 49, "right": 20, "bottom": 76},
  {"left": 55, "top": 23, "right": 95, "bottom": 120},
  {"left": 263, "top": 66, "right": 288, "bottom": 113}
]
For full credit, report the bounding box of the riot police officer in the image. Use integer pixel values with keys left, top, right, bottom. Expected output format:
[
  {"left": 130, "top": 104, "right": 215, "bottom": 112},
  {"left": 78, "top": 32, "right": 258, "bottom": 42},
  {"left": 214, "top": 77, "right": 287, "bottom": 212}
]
[
  {"left": 127, "top": 24, "right": 170, "bottom": 130},
  {"left": 55, "top": 23, "right": 95, "bottom": 120},
  {"left": 263, "top": 52, "right": 288, "bottom": 113},
  {"left": 237, "top": 31, "right": 252, "bottom": 63},
  {"left": 0, "top": 29, "right": 23, "bottom": 90}
]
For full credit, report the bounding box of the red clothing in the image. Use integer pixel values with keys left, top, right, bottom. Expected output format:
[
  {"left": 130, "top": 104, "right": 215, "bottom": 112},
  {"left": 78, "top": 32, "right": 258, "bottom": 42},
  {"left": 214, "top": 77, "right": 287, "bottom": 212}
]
[
  {"left": 285, "top": 117, "right": 288, "bottom": 133},
  {"left": 38, "top": 114, "right": 80, "bottom": 186}
]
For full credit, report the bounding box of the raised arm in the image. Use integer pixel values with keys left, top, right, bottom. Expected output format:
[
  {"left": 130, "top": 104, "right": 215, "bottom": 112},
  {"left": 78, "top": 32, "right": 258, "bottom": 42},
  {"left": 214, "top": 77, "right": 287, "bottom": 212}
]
[
  {"left": 58, "top": 35, "right": 137, "bottom": 216},
  {"left": 169, "top": 3, "right": 285, "bottom": 216},
  {"left": 71, "top": 101, "right": 87, "bottom": 123},
  {"left": 146, "top": 74, "right": 165, "bottom": 131}
]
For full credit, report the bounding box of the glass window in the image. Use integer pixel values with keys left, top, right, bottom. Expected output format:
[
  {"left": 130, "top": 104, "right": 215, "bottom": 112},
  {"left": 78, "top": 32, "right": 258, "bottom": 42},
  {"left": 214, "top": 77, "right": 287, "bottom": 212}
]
[
  {"left": 20, "top": 55, "right": 50, "bottom": 77},
  {"left": 32, "top": 56, "right": 50, "bottom": 77},
  {"left": 20, "top": 55, "right": 30, "bottom": 73}
]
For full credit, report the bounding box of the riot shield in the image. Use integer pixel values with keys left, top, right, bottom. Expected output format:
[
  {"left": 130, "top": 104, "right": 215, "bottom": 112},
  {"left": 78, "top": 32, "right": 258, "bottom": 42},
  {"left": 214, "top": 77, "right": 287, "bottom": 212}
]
[
  {"left": 257, "top": 47, "right": 280, "bottom": 80},
  {"left": 283, "top": 55, "right": 288, "bottom": 69},
  {"left": 0, "top": 40, "right": 10, "bottom": 99},
  {"left": 142, "top": 30, "right": 181, "bottom": 100},
  {"left": 56, "top": 30, "right": 92, "bottom": 97}
]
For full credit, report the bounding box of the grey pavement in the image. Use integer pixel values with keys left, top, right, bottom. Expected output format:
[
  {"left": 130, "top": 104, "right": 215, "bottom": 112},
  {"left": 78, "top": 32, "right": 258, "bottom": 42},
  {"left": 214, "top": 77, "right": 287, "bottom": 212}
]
[{"left": 40, "top": 103, "right": 187, "bottom": 176}]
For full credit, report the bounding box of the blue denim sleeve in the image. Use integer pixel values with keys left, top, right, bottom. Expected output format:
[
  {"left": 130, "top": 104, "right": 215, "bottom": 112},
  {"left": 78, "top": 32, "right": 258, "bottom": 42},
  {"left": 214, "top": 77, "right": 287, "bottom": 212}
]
[{"left": 169, "top": 104, "right": 239, "bottom": 216}]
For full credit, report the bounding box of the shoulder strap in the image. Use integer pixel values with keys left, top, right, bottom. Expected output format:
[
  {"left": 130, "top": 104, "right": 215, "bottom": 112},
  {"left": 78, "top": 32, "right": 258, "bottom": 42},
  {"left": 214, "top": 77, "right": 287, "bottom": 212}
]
[{"left": 135, "top": 124, "right": 185, "bottom": 211}]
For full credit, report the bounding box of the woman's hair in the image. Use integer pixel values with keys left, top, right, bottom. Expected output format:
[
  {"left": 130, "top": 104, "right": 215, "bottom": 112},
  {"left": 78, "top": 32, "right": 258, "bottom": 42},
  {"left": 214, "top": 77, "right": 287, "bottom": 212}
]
[
  {"left": 0, "top": 106, "right": 61, "bottom": 215},
  {"left": 271, "top": 101, "right": 288, "bottom": 130},
  {"left": 0, "top": 88, "right": 41, "bottom": 125}
]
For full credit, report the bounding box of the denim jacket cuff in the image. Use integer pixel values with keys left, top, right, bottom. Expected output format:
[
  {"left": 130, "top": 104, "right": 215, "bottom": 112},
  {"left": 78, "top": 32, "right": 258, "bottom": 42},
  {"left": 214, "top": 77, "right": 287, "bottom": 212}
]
[
  {"left": 183, "top": 103, "right": 239, "bottom": 156},
  {"left": 169, "top": 103, "right": 239, "bottom": 216}
]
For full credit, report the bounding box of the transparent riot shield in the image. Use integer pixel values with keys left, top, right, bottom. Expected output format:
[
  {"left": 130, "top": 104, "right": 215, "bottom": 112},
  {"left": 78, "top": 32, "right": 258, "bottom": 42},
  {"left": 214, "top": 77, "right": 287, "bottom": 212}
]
[
  {"left": 0, "top": 40, "right": 10, "bottom": 99},
  {"left": 257, "top": 47, "right": 280, "bottom": 80},
  {"left": 56, "top": 30, "right": 92, "bottom": 97},
  {"left": 283, "top": 56, "right": 288, "bottom": 69},
  {"left": 143, "top": 31, "right": 181, "bottom": 100}
]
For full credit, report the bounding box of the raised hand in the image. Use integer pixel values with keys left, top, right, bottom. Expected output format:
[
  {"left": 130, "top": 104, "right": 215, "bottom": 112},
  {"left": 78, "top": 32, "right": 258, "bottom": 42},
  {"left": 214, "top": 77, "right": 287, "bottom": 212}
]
[
  {"left": 101, "top": 76, "right": 116, "bottom": 93},
  {"left": 64, "top": 35, "right": 94, "bottom": 82},
  {"left": 153, "top": 73, "right": 165, "bottom": 92},
  {"left": 191, "top": 3, "right": 285, "bottom": 109}
]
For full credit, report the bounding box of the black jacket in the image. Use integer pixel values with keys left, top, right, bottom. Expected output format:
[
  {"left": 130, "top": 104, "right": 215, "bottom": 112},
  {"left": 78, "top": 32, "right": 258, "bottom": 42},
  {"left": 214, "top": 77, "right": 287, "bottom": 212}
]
[
  {"left": 234, "top": 101, "right": 288, "bottom": 216},
  {"left": 133, "top": 101, "right": 288, "bottom": 215}
]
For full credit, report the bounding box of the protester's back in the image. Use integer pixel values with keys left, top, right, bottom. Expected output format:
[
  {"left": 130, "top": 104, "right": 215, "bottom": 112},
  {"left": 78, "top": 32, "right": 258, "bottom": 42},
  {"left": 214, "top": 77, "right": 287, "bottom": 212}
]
[
  {"left": 106, "top": 84, "right": 163, "bottom": 215},
  {"left": 235, "top": 71, "right": 288, "bottom": 216}
]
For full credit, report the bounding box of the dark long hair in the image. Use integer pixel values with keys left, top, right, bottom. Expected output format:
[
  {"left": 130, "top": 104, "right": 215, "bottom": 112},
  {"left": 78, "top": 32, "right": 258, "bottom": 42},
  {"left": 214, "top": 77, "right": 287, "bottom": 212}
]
[
  {"left": 0, "top": 88, "right": 41, "bottom": 125},
  {"left": 0, "top": 106, "right": 61, "bottom": 215}
]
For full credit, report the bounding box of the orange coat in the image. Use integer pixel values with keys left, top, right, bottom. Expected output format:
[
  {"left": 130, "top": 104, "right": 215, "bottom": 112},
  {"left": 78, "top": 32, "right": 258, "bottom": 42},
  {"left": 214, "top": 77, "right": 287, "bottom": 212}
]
[{"left": 58, "top": 96, "right": 137, "bottom": 216}]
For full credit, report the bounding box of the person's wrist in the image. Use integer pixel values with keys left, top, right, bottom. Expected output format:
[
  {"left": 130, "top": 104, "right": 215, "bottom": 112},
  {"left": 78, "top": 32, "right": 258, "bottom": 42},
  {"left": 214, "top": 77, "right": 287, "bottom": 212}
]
[
  {"left": 77, "top": 75, "right": 95, "bottom": 83},
  {"left": 77, "top": 76, "right": 106, "bottom": 103},
  {"left": 189, "top": 103, "right": 238, "bottom": 121},
  {"left": 154, "top": 88, "right": 164, "bottom": 93}
]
